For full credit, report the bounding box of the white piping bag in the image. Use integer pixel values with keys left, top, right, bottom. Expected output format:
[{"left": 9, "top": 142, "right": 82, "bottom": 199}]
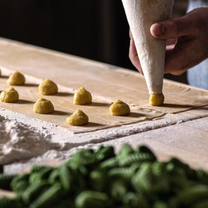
[{"left": 121, "top": 0, "right": 174, "bottom": 105}]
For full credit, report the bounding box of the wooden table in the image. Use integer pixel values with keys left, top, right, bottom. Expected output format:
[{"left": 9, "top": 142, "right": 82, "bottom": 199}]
[{"left": 0, "top": 37, "right": 208, "bottom": 178}]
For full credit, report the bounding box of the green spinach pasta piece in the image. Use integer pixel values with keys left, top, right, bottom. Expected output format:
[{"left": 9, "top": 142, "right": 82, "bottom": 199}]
[
  {"left": 29, "top": 167, "right": 53, "bottom": 184},
  {"left": 75, "top": 190, "right": 110, "bottom": 208},
  {"left": 196, "top": 169, "right": 208, "bottom": 185},
  {"left": 0, "top": 197, "right": 20, "bottom": 208},
  {"left": 153, "top": 201, "right": 168, "bottom": 208},
  {"left": 0, "top": 144, "right": 208, "bottom": 208},
  {"left": 96, "top": 146, "right": 115, "bottom": 161},
  {"left": 89, "top": 168, "right": 108, "bottom": 192},
  {"left": 11, "top": 180, "right": 29, "bottom": 193},
  {"left": 29, "top": 184, "right": 63, "bottom": 208},
  {"left": 135, "top": 145, "right": 156, "bottom": 158},
  {"left": 169, "top": 185, "right": 208, "bottom": 207},
  {"left": 22, "top": 181, "right": 50, "bottom": 205},
  {"left": 59, "top": 165, "right": 73, "bottom": 192},
  {"left": 30, "top": 165, "right": 53, "bottom": 173},
  {"left": 10, "top": 174, "right": 30, "bottom": 195},
  {"left": 110, "top": 179, "right": 129, "bottom": 202},
  {"left": 108, "top": 167, "right": 135, "bottom": 179},
  {"left": 167, "top": 157, "right": 196, "bottom": 179},
  {"left": 122, "top": 192, "right": 141, "bottom": 207},
  {"left": 100, "top": 157, "right": 118, "bottom": 169},
  {"left": 131, "top": 163, "right": 153, "bottom": 193},
  {"left": 48, "top": 169, "right": 60, "bottom": 185},
  {"left": 67, "top": 148, "right": 96, "bottom": 170},
  {"left": 117, "top": 144, "right": 134, "bottom": 156},
  {"left": 118, "top": 152, "right": 156, "bottom": 167},
  {"left": 0, "top": 173, "right": 17, "bottom": 191}
]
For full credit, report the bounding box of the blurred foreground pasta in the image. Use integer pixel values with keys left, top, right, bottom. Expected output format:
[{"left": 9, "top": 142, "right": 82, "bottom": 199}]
[{"left": 0, "top": 144, "right": 208, "bottom": 208}]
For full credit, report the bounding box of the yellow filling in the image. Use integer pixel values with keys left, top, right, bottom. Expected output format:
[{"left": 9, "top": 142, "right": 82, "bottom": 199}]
[
  {"left": 73, "top": 87, "right": 92, "bottom": 105},
  {"left": 66, "top": 109, "right": 89, "bottom": 126},
  {"left": 39, "top": 79, "right": 58, "bottom": 95},
  {"left": 7, "top": 71, "right": 25, "bottom": 85},
  {"left": 109, "top": 99, "right": 130, "bottom": 116},
  {"left": 33, "top": 97, "right": 54, "bottom": 114},
  {"left": 149, "top": 93, "right": 164, "bottom": 106},
  {"left": 0, "top": 87, "right": 19, "bottom": 103}
]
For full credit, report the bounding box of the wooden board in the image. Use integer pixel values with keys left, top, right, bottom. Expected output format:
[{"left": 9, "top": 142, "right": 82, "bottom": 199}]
[
  {"left": 1, "top": 38, "right": 208, "bottom": 198},
  {"left": 1, "top": 38, "right": 208, "bottom": 134}
]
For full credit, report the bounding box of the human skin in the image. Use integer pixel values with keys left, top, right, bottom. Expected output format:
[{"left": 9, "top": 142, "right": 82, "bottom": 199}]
[{"left": 129, "top": 8, "right": 208, "bottom": 76}]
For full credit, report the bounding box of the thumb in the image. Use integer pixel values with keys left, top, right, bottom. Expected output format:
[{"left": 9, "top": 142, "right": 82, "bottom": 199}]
[{"left": 150, "top": 13, "right": 196, "bottom": 39}]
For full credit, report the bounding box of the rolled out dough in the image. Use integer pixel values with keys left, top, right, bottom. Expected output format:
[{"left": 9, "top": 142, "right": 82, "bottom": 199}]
[{"left": 1, "top": 67, "right": 208, "bottom": 133}]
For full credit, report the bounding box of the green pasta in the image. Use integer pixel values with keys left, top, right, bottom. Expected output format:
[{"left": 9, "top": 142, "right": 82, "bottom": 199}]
[
  {"left": 196, "top": 169, "right": 208, "bottom": 185},
  {"left": 53, "top": 199, "right": 75, "bottom": 208},
  {"left": 110, "top": 179, "right": 129, "bottom": 202},
  {"left": 96, "top": 146, "right": 115, "bottom": 161},
  {"left": 48, "top": 169, "right": 60, "bottom": 185},
  {"left": 169, "top": 185, "right": 208, "bottom": 207},
  {"left": 167, "top": 157, "right": 196, "bottom": 180},
  {"left": 108, "top": 167, "right": 135, "bottom": 179},
  {"left": 22, "top": 181, "right": 49, "bottom": 205},
  {"left": 59, "top": 165, "right": 72, "bottom": 191},
  {"left": 89, "top": 169, "right": 108, "bottom": 192},
  {"left": 151, "top": 162, "right": 166, "bottom": 177},
  {"left": 132, "top": 163, "right": 155, "bottom": 193},
  {"left": 122, "top": 192, "right": 140, "bottom": 207},
  {"left": 11, "top": 180, "right": 29, "bottom": 193},
  {"left": 0, "top": 173, "right": 17, "bottom": 190},
  {"left": 67, "top": 148, "right": 96, "bottom": 170},
  {"left": 75, "top": 190, "right": 110, "bottom": 208},
  {"left": 0, "top": 197, "right": 19, "bottom": 208},
  {"left": 118, "top": 152, "right": 156, "bottom": 167},
  {"left": 29, "top": 168, "right": 53, "bottom": 184},
  {"left": 135, "top": 145, "right": 157, "bottom": 157},
  {"left": 117, "top": 143, "right": 134, "bottom": 156},
  {"left": 30, "top": 165, "right": 52, "bottom": 173},
  {"left": 0, "top": 144, "right": 208, "bottom": 208},
  {"left": 153, "top": 201, "right": 168, "bottom": 208},
  {"left": 29, "top": 184, "right": 63, "bottom": 208},
  {"left": 100, "top": 157, "right": 118, "bottom": 169}
]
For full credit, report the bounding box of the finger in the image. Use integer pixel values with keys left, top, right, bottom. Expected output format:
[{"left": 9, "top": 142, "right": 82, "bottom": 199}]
[
  {"left": 164, "top": 38, "right": 199, "bottom": 75},
  {"left": 129, "top": 30, "right": 133, "bottom": 39},
  {"left": 150, "top": 12, "right": 198, "bottom": 39},
  {"left": 166, "top": 44, "right": 175, "bottom": 52},
  {"left": 166, "top": 39, "right": 177, "bottom": 46},
  {"left": 129, "top": 38, "right": 143, "bottom": 74}
]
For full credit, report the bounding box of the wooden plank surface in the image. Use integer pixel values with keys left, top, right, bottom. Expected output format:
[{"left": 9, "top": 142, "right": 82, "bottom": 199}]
[
  {"left": 0, "top": 38, "right": 208, "bottom": 110},
  {"left": 91, "top": 112, "right": 208, "bottom": 172},
  {"left": 1, "top": 38, "right": 208, "bottom": 134},
  {"left": 1, "top": 38, "right": 208, "bottom": 197}
]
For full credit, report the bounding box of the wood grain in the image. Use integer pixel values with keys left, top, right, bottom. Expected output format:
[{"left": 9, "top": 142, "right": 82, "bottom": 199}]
[
  {"left": 0, "top": 38, "right": 208, "bottom": 134},
  {"left": 1, "top": 38, "right": 208, "bottom": 198}
]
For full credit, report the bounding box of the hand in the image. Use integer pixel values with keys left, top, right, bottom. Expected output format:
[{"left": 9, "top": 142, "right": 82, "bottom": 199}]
[{"left": 129, "top": 8, "right": 208, "bottom": 76}]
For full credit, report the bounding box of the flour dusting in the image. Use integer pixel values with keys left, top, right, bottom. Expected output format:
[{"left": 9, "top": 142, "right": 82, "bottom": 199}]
[
  {"left": 0, "top": 115, "right": 52, "bottom": 164},
  {"left": 1, "top": 106, "right": 208, "bottom": 174}
]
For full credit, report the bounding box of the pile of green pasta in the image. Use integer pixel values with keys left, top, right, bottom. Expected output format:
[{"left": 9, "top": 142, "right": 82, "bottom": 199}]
[{"left": 0, "top": 144, "right": 208, "bottom": 208}]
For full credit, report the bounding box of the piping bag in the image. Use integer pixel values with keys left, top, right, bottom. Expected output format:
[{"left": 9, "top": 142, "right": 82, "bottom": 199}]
[{"left": 121, "top": 0, "right": 174, "bottom": 105}]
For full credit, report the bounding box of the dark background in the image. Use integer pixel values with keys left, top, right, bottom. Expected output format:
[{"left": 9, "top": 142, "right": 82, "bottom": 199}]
[{"left": 0, "top": 0, "right": 188, "bottom": 83}]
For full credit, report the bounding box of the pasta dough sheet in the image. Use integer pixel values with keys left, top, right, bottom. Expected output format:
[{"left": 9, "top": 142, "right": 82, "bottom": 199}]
[
  {"left": 1, "top": 65, "right": 208, "bottom": 133},
  {"left": 0, "top": 69, "right": 165, "bottom": 133}
]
